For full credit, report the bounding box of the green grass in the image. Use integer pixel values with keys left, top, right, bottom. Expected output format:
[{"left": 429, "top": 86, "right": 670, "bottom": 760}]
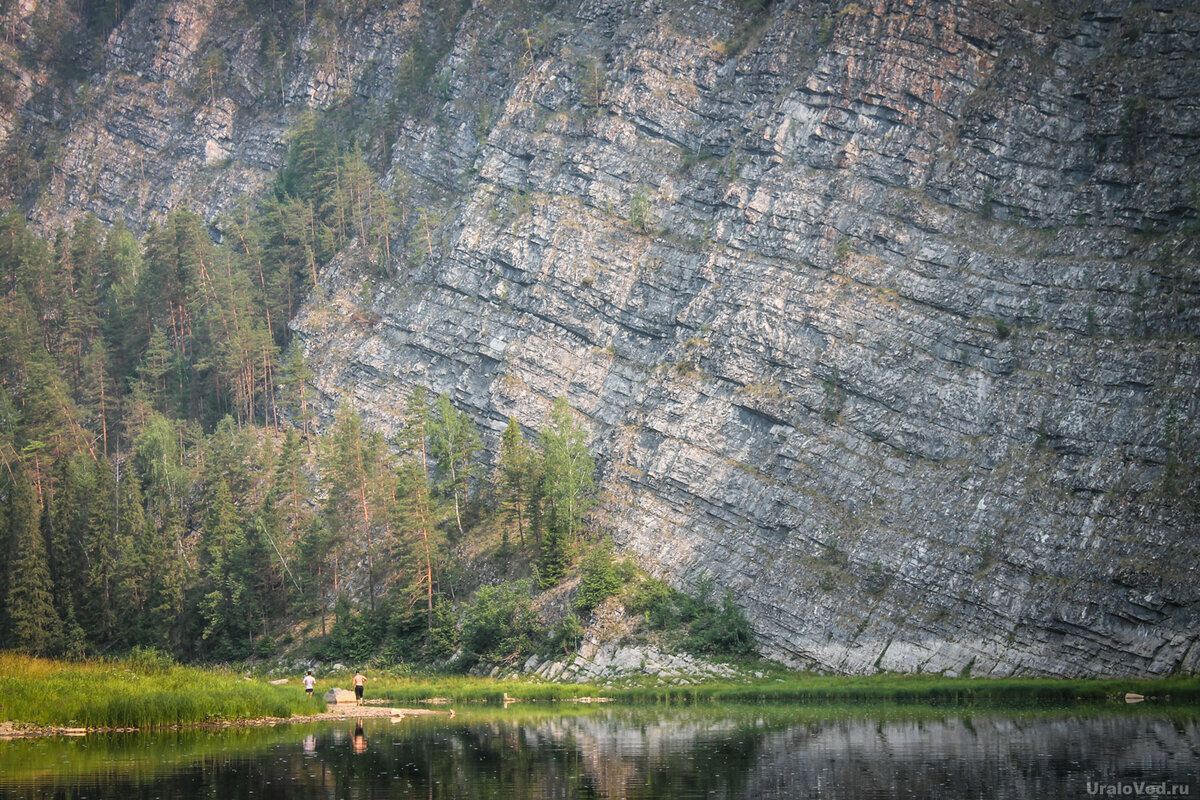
[
  {"left": 0, "top": 652, "right": 324, "bottom": 729},
  {"left": 339, "top": 669, "right": 1200, "bottom": 709},
  {"left": 6, "top": 654, "right": 1198, "bottom": 731},
  {"left": 598, "top": 673, "right": 1200, "bottom": 706}
]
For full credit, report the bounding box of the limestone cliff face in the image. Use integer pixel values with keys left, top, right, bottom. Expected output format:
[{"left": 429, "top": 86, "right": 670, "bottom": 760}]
[
  {"left": 10, "top": 0, "right": 1200, "bottom": 676},
  {"left": 15, "top": 0, "right": 455, "bottom": 232}
]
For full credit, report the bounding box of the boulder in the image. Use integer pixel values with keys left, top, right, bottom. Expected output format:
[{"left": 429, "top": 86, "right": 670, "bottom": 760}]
[{"left": 323, "top": 688, "right": 357, "bottom": 705}]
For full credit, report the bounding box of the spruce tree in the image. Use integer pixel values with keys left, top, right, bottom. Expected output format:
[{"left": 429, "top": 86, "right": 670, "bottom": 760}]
[
  {"left": 536, "top": 524, "right": 571, "bottom": 589},
  {"left": 198, "top": 479, "right": 253, "bottom": 659},
  {"left": 4, "top": 467, "right": 61, "bottom": 654},
  {"left": 271, "top": 426, "right": 312, "bottom": 597},
  {"left": 497, "top": 417, "right": 534, "bottom": 548},
  {"left": 82, "top": 456, "right": 121, "bottom": 644},
  {"left": 45, "top": 452, "right": 94, "bottom": 638}
]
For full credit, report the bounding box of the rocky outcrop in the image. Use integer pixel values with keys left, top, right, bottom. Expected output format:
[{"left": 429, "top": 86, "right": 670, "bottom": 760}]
[
  {"left": 523, "top": 642, "right": 743, "bottom": 685},
  {"left": 484, "top": 597, "right": 746, "bottom": 684},
  {"left": 293, "top": 0, "right": 1200, "bottom": 678},
  {"left": 8, "top": 0, "right": 1199, "bottom": 677}
]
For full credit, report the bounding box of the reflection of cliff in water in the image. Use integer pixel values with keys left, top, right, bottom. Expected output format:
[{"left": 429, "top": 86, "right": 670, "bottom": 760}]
[
  {"left": 1, "top": 709, "right": 1197, "bottom": 799},
  {"left": 440, "top": 711, "right": 1200, "bottom": 800},
  {"left": 738, "top": 715, "right": 1200, "bottom": 800},
  {"left": 391, "top": 710, "right": 1200, "bottom": 800}
]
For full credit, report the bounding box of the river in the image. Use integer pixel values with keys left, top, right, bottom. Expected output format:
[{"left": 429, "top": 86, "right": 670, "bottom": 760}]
[{"left": 1, "top": 703, "right": 1196, "bottom": 799}]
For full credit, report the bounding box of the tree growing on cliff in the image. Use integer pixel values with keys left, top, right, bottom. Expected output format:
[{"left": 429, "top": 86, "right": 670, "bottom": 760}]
[
  {"left": 574, "top": 540, "right": 620, "bottom": 615},
  {"left": 629, "top": 184, "right": 653, "bottom": 232},
  {"left": 496, "top": 417, "right": 535, "bottom": 549},
  {"left": 539, "top": 396, "right": 595, "bottom": 543},
  {"left": 535, "top": 397, "right": 595, "bottom": 587},
  {"left": 428, "top": 393, "right": 481, "bottom": 536}
]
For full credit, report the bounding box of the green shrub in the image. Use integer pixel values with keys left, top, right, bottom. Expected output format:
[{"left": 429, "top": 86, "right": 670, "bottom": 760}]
[
  {"left": 629, "top": 185, "right": 653, "bottom": 232},
  {"left": 461, "top": 580, "right": 541, "bottom": 665},
  {"left": 685, "top": 590, "right": 756, "bottom": 657},
  {"left": 315, "top": 594, "right": 385, "bottom": 664},
  {"left": 628, "top": 576, "right": 679, "bottom": 630},
  {"left": 626, "top": 576, "right": 757, "bottom": 658},
  {"left": 553, "top": 612, "right": 584, "bottom": 655},
  {"left": 575, "top": 542, "right": 621, "bottom": 615}
]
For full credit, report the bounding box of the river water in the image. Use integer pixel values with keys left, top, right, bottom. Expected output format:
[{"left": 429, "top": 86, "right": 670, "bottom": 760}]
[{"left": 1, "top": 704, "right": 1197, "bottom": 799}]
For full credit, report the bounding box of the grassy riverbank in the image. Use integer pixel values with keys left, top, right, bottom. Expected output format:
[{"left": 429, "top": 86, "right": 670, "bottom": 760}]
[
  {"left": 4, "top": 653, "right": 1198, "bottom": 732},
  {"left": 0, "top": 652, "right": 323, "bottom": 730},
  {"left": 349, "top": 669, "right": 1200, "bottom": 708}
]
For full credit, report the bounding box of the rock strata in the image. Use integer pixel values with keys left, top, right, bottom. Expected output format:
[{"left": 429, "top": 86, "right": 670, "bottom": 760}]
[{"left": 293, "top": 0, "right": 1200, "bottom": 678}]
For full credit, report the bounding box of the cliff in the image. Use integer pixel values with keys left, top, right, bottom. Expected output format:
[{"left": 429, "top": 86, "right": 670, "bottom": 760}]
[{"left": 6, "top": 0, "right": 1199, "bottom": 676}]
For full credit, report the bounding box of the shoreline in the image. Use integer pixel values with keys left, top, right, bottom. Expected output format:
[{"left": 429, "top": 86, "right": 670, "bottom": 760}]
[{"left": 0, "top": 703, "right": 455, "bottom": 740}]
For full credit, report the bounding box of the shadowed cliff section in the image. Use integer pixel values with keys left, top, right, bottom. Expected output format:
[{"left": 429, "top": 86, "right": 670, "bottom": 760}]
[{"left": 7, "top": 0, "right": 1199, "bottom": 676}]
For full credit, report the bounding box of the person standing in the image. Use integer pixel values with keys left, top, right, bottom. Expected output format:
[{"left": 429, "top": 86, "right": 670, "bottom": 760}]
[
  {"left": 353, "top": 669, "right": 367, "bottom": 705},
  {"left": 303, "top": 670, "right": 316, "bottom": 696}
]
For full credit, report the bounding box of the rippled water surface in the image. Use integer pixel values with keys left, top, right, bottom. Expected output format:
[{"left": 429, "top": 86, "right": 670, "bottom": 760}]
[{"left": 1, "top": 704, "right": 1197, "bottom": 799}]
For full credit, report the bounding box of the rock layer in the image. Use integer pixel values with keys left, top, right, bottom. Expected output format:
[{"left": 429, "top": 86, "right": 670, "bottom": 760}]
[{"left": 294, "top": 0, "right": 1200, "bottom": 678}]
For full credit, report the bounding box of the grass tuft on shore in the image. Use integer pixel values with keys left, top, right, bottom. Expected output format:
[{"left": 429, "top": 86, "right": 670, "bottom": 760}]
[{"left": 0, "top": 652, "right": 323, "bottom": 729}]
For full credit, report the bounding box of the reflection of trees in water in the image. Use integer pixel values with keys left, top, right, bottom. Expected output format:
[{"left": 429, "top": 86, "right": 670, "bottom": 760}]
[
  {"left": 5, "top": 712, "right": 1198, "bottom": 799},
  {"left": 444, "top": 712, "right": 772, "bottom": 799}
]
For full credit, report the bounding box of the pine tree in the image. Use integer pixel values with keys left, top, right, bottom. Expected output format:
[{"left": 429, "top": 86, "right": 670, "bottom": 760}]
[{"left": 395, "top": 386, "right": 440, "bottom": 636}]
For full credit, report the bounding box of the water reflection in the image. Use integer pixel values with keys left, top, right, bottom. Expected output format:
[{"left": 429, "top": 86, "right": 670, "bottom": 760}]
[
  {"left": 0, "top": 705, "right": 1196, "bottom": 799},
  {"left": 353, "top": 718, "right": 367, "bottom": 755}
]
